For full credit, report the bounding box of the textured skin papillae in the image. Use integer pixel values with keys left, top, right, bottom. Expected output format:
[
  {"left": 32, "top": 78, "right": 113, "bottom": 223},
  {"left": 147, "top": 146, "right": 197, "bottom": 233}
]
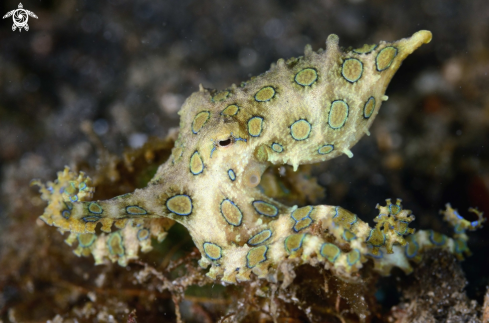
[{"left": 34, "top": 30, "right": 485, "bottom": 284}]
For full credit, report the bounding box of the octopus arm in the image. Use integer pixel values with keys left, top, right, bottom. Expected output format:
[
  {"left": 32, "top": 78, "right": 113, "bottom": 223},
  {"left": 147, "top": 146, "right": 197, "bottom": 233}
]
[{"left": 32, "top": 167, "right": 175, "bottom": 266}]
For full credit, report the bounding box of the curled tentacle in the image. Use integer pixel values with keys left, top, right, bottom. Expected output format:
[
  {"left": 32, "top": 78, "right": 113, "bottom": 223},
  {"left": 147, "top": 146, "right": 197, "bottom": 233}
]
[
  {"left": 201, "top": 200, "right": 482, "bottom": 282},
  {"left": 32, "top": 167, "right": 174, "bottom": 266}
]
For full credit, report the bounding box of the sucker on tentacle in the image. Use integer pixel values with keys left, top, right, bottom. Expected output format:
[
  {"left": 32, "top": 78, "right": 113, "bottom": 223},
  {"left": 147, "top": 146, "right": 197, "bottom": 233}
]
[{"left": 33, "top": 30, "right": 484, "bottom": 283}]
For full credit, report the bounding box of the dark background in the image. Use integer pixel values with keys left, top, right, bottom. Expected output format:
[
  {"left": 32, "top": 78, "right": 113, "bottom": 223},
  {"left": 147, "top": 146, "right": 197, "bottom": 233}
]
[{"left": 0, "top": 0, "right": 488, "bottom": 320}]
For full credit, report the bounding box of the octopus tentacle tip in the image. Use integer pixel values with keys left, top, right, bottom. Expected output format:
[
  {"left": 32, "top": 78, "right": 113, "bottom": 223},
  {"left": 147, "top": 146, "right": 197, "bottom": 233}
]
[{"left": 412, "top": 30, "right": 433, "bottom": 44}]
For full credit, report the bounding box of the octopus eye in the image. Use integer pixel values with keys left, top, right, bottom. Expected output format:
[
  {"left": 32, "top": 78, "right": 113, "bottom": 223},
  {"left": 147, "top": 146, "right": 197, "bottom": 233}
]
[{"left": 218, "top": 138, "right": 233, "bottom": 147}]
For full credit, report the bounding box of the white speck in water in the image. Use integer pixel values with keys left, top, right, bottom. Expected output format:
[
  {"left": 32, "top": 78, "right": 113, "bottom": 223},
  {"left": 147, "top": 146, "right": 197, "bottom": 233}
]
[
  {"left": 93, "top": 119, "right": 109, "bottom": 135},
  {"left": 264, "top": 18, "right": 284, "bottom": 39},
  {"left": 129, "top": 133, "right": 148, "bottom": 148},
  {"left": 279, "top": 166, "right": 286, "bottom": 177},
  {"left": 160, "top": 93, "right": 185, "bottom": 115},
  {"left": 239, "top": 48, "right": 258, "bottom": 67}
]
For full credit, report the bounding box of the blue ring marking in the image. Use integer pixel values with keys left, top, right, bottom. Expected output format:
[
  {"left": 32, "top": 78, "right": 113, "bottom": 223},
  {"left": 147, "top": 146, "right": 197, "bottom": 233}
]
[
  {"left": 107, "top": 232, "right": 125, "bottom": 256},
  {"left": 212, "top": 91, "right": 230, "bottom": 103},
  {"left": 203, "top": 242, "right": 222, "bottom": 260},
  {"left": 388, "top": 204, "right": 401, "bottom": 215},
  {"left": 231, "top": 132, "right": 247, "bottom": 143},
  {"left": 395, "top": 220, "right": 411, "bottom": 235},
  {"left": 82, "top": 215, "right": 101, "bottom": 223},
  {"left": 192, "top": 111, "right": 211, "bottom": 134},
  {"left": 246, "top": 245, "right": 268, "bottom": 268},
  {"left": 346, "top": 249, "right": 361, "bottom": 266},
  {"left": 69, "top": 182, "right": 77, "bottom": 191},
  {"left": 166, "top": 194, "right": 193, "bottom": 216},
  {"left": 285, "top": 234, "right": 306, "bottom": 253},
  {"left": 328, "top": 100, "right": 349, "bottom": 129},
  {"left": 88, "top": 202, "right": 103, "bottom": 214},
  {"left": 247, "top": 229, "right": 272, "bottom": 246},
  {"left": 376, "top": 46, "right": 398, "bottom": 72},
  {"left": 428, "top": 230, "right": 447, "bottom": 246},
  {"left": 454, "top": 239, "right": 468, "bottom": 254},
  {"left": 342, "top": 229, "right": 357, "bottom": 242},
  {"left": 292, "top": 216, "right": 313, "bottom": 232},
  {"left": 332, "top": 207, "right": 339, "bottom": 218},
  {"left": 363, "top": 96, "right": 376, "bottom": 119},
  {"left": 126, "top": 205, "right": 148, "bottom": 215},
  {"left": 271, "top": 143, "right": 284, "bottom": 153},
  {"left": 332, "top": 206, "right": 358, "bottom": 226},
  {"left": 62, "top": 209, "right": 71, "bottom": 219},
  {"left": 69, "top": 195, "right": 78, "bottom": 202},
  {"left": 190, "top": 151, "right": 204, "bottom": 175},
  {"left": 367, "top": 249, "right": 384, "bottom": 259},
  {"left": 137, "top": 228, "right": 150, "bottom": 241},
  {"left": 366, "top": 228, "right": 386, "bottom": 247},
  {"left": 454, "top": 224, "right": 465, "bottom": 234},
  {"left": 289, "top": 119, "right": 312, "bottom": 141},
  {"left": 294, "top": 67, "right": 318, "bottom": 87},
  {"left": 78, "top": 182, "right": 87, "bottom": 190},
  {"left": 318, "top": 144, "right": 334, "bottom": 155},
  {"left": 77, "top": 234, "right": 96, "bottom": 247},
  {"left": 219, "top": 199, "right": 243, "bottom": 226},
  {"left": 405, "top": 240, "right": 419, "bottom": 259},
  {"left": 64, "top": 201, "right": 73, "bottom": 210},
  {"left": 291, "top": 206, "right": 313, "bottom": 221},
  {"left": 254, "top": 86, "right": 276, "bottom": 102},
  {"left": 221, "top": 105, "right": 240, "bottom": 116},
  {"left": 228, "top": 169, "right": 236, "bottom": 181},
  {"left": 350, "top": 215, "right": 358, "bottom": 226},
  {"left": 252, "top": 200, "right": 279, "bottom": 217},
  {"left": 341, "top": 58, "right": 363, "bottom": 83},
  {"left": 454, "top": 210, "right": 464, "bottom": 220},
  {"left": 353, "top": 44, "right": 378, "bottom": 54},
  {"left": 112, "top": 193, "right": 131, "bottom": 200},
  {"left": 320, "top": 243, "right": 341, "bottom": 262},
  {"left": 247, "top": 116, "right": 264, "bottom": 137}
]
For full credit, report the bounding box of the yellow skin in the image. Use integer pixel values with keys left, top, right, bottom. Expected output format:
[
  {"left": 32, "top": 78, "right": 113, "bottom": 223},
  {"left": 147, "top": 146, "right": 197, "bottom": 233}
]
[{"left": 34, "top": 30, "right": 485, "bottom": 283}]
